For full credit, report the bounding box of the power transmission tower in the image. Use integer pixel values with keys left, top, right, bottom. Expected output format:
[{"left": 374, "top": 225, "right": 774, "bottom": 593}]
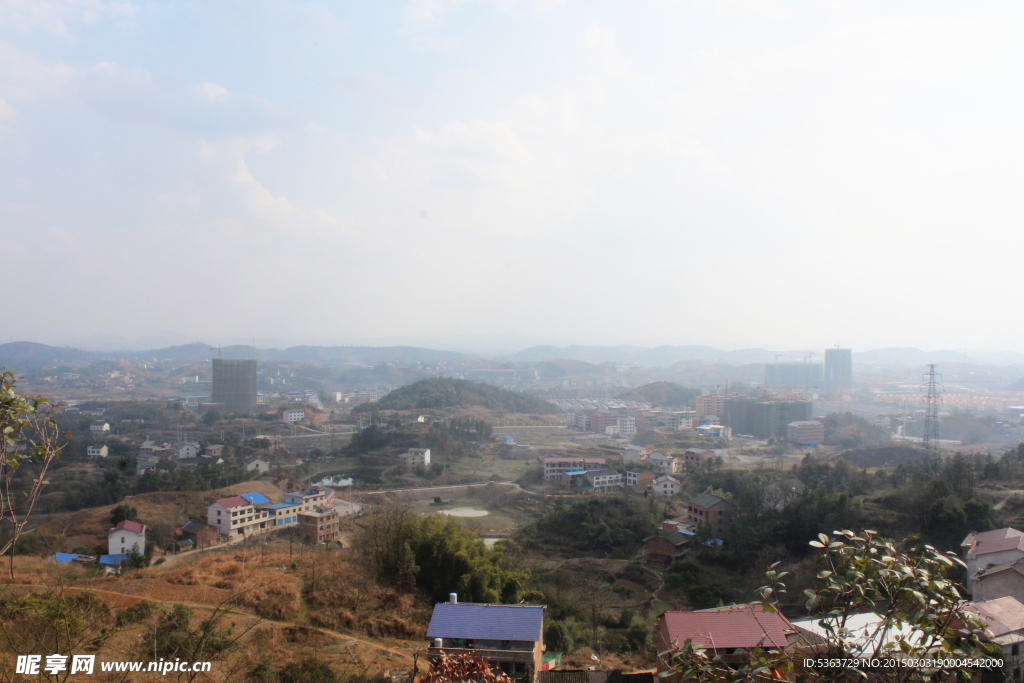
[{"left": 921, "top": 364, "right": 942, "bottom": 449}]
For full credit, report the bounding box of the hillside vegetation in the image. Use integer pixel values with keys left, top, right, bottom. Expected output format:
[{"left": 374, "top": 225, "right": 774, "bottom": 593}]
[
  {"left": 617, "top": 381, "right": 699, "bottom": 407},
  {"left": 356, "top": 377, "right": 558, "bottom": 414}
]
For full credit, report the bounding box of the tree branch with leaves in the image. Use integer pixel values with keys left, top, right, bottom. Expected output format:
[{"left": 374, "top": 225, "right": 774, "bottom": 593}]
[{"left": 0, "top": 371, "right": 67, "bottom": 581}]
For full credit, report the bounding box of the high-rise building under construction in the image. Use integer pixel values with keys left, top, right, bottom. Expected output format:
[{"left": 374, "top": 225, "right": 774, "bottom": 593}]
[
  {"left": 764, "top": 363, "right": 824, "bottom": 389},
  {"left": 824, "top": 348, "right": 853, "bottom": 391},
  {"left": 212, "top": 359, "right": 258, "bottom": 413}
]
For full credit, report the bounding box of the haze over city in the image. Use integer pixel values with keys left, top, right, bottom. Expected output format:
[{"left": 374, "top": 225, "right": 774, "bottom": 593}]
[
  {"left": 3, "top": 1, "right": 1024, "bottom": 351},
  {"left": 10, "top": 3, "right": 1024, "bottom": 681}
]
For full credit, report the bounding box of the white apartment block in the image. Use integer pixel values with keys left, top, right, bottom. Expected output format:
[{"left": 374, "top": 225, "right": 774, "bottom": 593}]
[{"left": 207, "top": 496, "right": 273, "bottom": 538}]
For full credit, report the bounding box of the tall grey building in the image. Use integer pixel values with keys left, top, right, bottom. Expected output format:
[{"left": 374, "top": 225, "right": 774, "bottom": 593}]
[
  {"left": 212, "top": 359, "right": 258, "bottom": 413},
  {"left": 824, "top": 348, "right": 853, "bottom": 391}
]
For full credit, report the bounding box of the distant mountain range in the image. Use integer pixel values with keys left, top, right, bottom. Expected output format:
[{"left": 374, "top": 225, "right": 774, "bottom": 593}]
[
  {"left": 0, "top": 341, "right": 474, "bottom": 369},
  {"left": 2, "top": 340, "right": 1023, "bottom": 371}
]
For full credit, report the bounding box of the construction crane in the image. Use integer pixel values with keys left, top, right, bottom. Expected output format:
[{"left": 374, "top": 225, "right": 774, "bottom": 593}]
[{"left": 211, "top": 345, "right": 222, "bottom": 359}]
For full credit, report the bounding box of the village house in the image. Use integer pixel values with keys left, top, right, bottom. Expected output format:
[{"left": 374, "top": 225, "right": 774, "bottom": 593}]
[
  {"left": 298, "top": 505, "right": 340, "bottom": 544},
  {"left": 174, "top": 456, "right": 199, "bottom": 470},
  {"left": 652, "top": 474, "right": 682, "bottom": 497},
  {"left": 786, "top": 420, "right": 825, "bottom": 444},
  {"left": 207, "top": 494, "right": 273, "bottom": 538},
  {"left": 646, "top": 452, "right": 679, "bottom": 475},
  {"left": 243, "top": 456, "right": 270, "bottom": 473},
  {"left": 90, "top": 421, "right": 110, "bottom": 434},
  {"left": 682, "top": 448, "right": 716, "bottom": 468},
  {"left": 685, "top": 493, "right": 736, "bottom": 535},
  {"left": 584, "top": 469, "right": 625, "bottom": 493},
  {"left": 181, "top": 520, "right": 220, "bottom": 549},
  {"left": 543, "top": 457, "right": 606, "bottom": 482},
  {"left": 695, "top": 424, "right": 729, "bottom": 438},
  {"left": 626, "top": 467, "right": 657, "bottom": 488},
  {"left": 963, "top": 528, "right": 1024, "bottom": 595},
  {"left": 623, "top": 445, "right": 647, "bottom": 464},
  {"left": 205, "top": 444, "right": 224, "bottom": 457},
  {"left": 646, "top": 529, "right": 693, "bottom": 569},
  {"left": 140, "top": 440, "right": 170, "bottom": 454},
  {"left": 251, "top": 435, "right": 285, "bottom": 450},
  {"left": 87, "top": 445, "right": 108, "bottom": 458},
  {"left": 656, "top": 604, "right": 799, "bottom": 677},
  {"left": 263, "top": 502, "right": 302, "bottom": 528},
  {"left": 108, "top": 520, "right": 146, "bottom": 555},
  {"left": 965, "top": 596, "right": 1024, "bottom": 679},
  {"left": 285, "top": 485, "right": 334, "bottom": 512},
  {"left": 399, "top": 448, "right": 431, "bottom": 472},
  {"left": 660, "top": 517, "right": 695, "bottom": 534},
  {"left": 427, "top": 596, "right": 545, "bottom": 680},
  {"left": 136, "top": 453, "right": 159, "bottom": 476},
  {"left": 176, "top": 441, "right": 200, "bottom": 459},
  {"left": 972, "top": 558, "right": 1024, "bottom": 604}
]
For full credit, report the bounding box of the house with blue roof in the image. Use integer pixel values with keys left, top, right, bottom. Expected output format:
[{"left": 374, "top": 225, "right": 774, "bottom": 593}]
[
  {"left": 49, "top": 553, "right": 82, "bottom": 564},
  {"left": 426, "top": 594, "right": 545, "bottom": 680},
  {"left": 99, "top": 554, "right": 130, "bottom": 566},
  {"left": 263, "top": 502, "right": 302, "bottom": 527},
  {"left": 241, "top": 492, "right": 271, "bottom": 506}
]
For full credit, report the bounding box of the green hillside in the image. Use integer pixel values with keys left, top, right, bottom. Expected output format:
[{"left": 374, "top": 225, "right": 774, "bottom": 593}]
[
  {"left": 354, "top": 377, "right": 559, "bottom": 414},
  {"left": 618, "top": 381, "right": 700, "bottom": 407}
]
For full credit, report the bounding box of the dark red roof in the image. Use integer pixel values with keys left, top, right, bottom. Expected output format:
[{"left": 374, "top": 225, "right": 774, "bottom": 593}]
[
  {"left": 661, "top": 605, "right": 794, "bottom": 650},
  {"left": 109, "top": 520, "right": 145, "bottom": 535}
]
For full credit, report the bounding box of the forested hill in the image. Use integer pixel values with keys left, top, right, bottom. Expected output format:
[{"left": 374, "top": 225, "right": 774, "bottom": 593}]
[
  {"left": 618, "top": 381, "right": 700, "bottom": 407},
  {"left": 356, "top": 377, "right": 559, "bottom": 414}
]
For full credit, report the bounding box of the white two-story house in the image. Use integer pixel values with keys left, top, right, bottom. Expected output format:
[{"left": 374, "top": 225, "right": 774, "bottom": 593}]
[{"left": 108, "top": 520, "right": 146, "bottom": 555}]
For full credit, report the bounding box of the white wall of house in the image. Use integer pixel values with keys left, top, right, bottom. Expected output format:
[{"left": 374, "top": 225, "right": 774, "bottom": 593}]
[
  {"left": 968, "top": 550, "right": 1024, "bottom": 593},
  {"left": 109, "top": 529, "right": 145, "bottom": 555}
]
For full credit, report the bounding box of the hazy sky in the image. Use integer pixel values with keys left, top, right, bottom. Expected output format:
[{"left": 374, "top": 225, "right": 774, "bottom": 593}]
[{"left": 3, "top": 1, "right": 1023, "bottom": 352}]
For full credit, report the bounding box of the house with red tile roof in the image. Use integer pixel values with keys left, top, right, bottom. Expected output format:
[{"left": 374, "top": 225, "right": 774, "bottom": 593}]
[
  {"left": 965, "top": 596, "right": 1024, "bottom": 676},
  {"left": 108, "top": 519, "right": 146, "bottom": 555},
  {"left": 656, "top": 604, "right": 799, "bottom": 677},
  {"left": 963, "top": 528, "right": 1024, "bottom": 596}
]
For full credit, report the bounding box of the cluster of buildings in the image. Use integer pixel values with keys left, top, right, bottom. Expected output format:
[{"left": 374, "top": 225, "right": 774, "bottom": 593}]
[
  {"left": 542, "top": 449, "right": 720, "bottom": 498},
  {"left": 136, "top": 440, "right": 225, "bottom": 476},
  {"left": 422, "top": 527, "right": 1024, "bottom": 682},
  {"left": 564, "top": 406, "right": 701, "bottom": 438},
  {"left": 644, "top": 494, "right": 736, "bottom": 568},
  {"left": 206, "top": 486, "right": 340, "bottom": 545},
  {"left": 561, "top": 393, "right": 817, "bottom": 443}
]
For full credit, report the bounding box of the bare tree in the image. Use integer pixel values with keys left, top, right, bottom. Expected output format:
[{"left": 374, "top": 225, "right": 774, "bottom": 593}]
[{"left": 353, "top": 498, "right": 412, "bottom": 583}]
